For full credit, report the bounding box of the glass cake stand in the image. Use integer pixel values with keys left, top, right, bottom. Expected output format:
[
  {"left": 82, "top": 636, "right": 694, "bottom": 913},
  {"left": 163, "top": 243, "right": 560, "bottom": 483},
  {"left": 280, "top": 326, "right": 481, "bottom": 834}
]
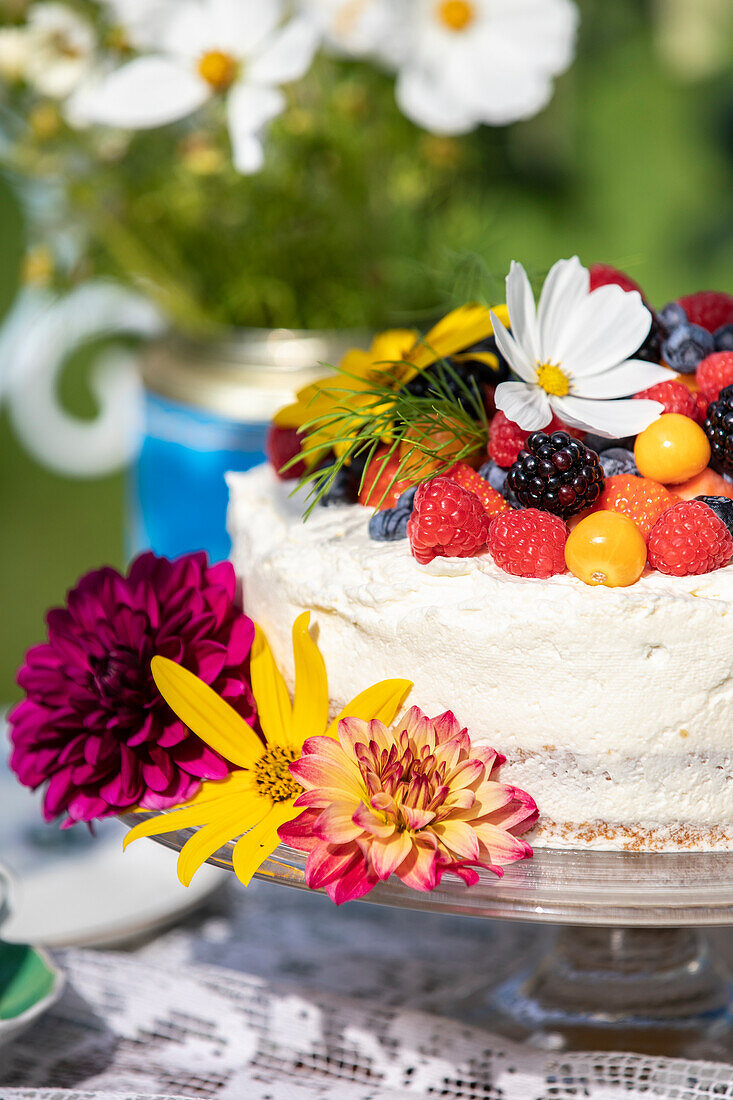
[{"left": 121, "top": 815, "right": 733, "bottom": 1060}]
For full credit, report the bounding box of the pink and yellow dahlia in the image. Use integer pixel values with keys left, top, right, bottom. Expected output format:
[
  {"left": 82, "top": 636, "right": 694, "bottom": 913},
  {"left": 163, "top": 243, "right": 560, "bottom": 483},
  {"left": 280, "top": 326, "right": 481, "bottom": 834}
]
[{"left": 278, "top": 706, "right": 538, "bottom": 905}]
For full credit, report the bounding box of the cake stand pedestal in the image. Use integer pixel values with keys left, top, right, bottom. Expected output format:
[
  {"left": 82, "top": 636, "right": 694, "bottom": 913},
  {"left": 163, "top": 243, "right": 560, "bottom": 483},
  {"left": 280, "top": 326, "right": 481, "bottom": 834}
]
[{"left": 122, "top": 818, "right": 733, "bottom": 1061}]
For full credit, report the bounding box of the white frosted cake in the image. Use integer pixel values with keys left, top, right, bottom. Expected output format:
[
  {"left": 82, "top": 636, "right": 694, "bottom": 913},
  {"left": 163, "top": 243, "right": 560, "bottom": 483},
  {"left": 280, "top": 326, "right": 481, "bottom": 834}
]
[{"left": 229, "top": 465, "right": 733, "bottom": 852}]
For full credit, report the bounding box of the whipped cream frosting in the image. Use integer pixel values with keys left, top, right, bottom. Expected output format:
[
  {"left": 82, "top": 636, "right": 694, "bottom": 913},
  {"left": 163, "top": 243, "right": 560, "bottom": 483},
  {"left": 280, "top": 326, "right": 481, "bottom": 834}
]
[{"left": 228, "top": 465, "right": 733, "bottom": 851}]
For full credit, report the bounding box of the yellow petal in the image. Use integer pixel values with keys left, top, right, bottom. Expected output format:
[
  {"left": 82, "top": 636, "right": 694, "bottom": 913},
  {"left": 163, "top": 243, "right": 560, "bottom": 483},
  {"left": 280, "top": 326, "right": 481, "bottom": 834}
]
[
  {"left": 122, "top": 793, "right": 246, "bottom": 851},
  {"left": 232, "top": 800, "right": 298, "bottom": 886},
  {"left": 291, "top": 612, "right": 329, "bottom": 747},
  {"left": 177, "top": 799, "right": 270, "bottom": 887},
  {"left": 409, "top": 304, "right": 507, "bottom": 372},
  {"left": 324, "top": 678, "right": 412, "bottom": 740},
  {"left": 250, "top": 624, "right": 293, "bottom": 747},
  {"left": 151, "top": 657, "right": 265, "bottom": 769}
]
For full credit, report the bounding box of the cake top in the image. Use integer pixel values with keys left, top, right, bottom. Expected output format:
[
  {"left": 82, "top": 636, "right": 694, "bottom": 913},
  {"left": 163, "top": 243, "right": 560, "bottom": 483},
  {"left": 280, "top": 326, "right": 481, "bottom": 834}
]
[{"left": 267, "top": 256, "right": 733, "bottom": 589}]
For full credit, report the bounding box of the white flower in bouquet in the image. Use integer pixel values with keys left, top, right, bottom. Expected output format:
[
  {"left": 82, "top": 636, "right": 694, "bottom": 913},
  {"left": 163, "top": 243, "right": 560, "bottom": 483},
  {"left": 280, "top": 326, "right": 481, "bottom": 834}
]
[
  {"left": 491, "top": 257, "right": 671, "bottom": 438},
  {"left": 100, "top": 0, "right": 180, "bottom": 50},
  {"left": 0, "top": 3, "right": 96, "bottom": 98},
  {"left": 69, "top": 0, "right": 320, "bottom": 174},
  {"left": 395, "top": 0, "right": 579, "bottom": 134},
  {"left": 300, "top": 0, "right": 400, "bottom": 59}
]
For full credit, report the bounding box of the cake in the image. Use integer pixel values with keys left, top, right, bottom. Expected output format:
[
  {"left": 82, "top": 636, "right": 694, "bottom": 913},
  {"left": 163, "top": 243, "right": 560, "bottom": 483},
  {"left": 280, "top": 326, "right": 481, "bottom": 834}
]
[{"left": 229, "top": 258, "right": 733, "bottom": 854}]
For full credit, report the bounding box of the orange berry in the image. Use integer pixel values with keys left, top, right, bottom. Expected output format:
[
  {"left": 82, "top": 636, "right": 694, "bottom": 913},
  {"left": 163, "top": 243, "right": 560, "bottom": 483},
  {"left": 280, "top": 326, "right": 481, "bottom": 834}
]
[
  {"left": 634, "top": 413, "right": 711, "bottom": 484},
  {"left": 674, "top": 467, "right": 733, "bottom": 502},
  {"left": 591, "top": 474, "right": 680, "bottom": 540},
  {"left": 565, "top": 512, "right": 647, "bottom": 588},
  {"left": 359, "top": 446, "right": 423, "bottom": 510}
]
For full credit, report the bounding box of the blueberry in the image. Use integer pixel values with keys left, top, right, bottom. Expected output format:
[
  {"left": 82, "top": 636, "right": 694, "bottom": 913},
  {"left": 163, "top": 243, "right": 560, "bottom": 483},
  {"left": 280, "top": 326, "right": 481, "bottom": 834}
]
[
  {"left": 583, "top": 433, "right": 634, "bottom": 454},
  {"left": 395, "top": 486, "right": 417, "bottom": 511},
  {"left": 658, "top": 301, "right": 688, "bottom": 332},
  {"left": 715, "top": 324, "right": 733, "bottom": 352},
  {"left": 318, "top": 464, "right": 358, "bottom": 506},
  {"left": 369, "top": 507, "right": 410, "bottom": 541},
  {"left": 662, "top": 323, "right": 714, "bottom": 374},
  {"left": 478, "top": 459, "right": 509, "bottom": 496},
  {"left": 600, "top": 447, "right": 638, "bottom": 478},
  {"left": 696, "top": 496, "right": 733, "bottom": 539}
]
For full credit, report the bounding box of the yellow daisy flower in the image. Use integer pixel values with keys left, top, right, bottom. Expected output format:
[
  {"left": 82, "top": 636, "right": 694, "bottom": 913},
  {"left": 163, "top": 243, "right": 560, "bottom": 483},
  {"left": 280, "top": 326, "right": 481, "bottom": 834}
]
[
  {"left": 273, "top": 304, "right": 510, "bottom": 463},
  {"left": 124, "top": 613, "right": 412, "bottom": 887}
]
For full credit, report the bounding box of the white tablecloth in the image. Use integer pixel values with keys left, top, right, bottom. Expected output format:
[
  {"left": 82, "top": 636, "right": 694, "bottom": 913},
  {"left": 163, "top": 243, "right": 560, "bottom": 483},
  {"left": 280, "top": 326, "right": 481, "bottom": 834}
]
[{"left": 3, "top": 878, "right": 733, "bottom": 1099}]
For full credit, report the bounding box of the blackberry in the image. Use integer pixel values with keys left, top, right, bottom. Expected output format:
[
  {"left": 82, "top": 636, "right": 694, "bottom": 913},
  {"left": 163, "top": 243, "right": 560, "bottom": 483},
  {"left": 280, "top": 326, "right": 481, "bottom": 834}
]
[
  {"left": 634, "top": 313, "right": 665, "bottom": 364},
  {"left": 507, "top": 431, "right": 604, "bottom": 518},
  {"left": 402, "top": 337, "right": 509, "bottom": 406},
  {"left": 703, "top": 385, "right": 733, "bottom": 475}
]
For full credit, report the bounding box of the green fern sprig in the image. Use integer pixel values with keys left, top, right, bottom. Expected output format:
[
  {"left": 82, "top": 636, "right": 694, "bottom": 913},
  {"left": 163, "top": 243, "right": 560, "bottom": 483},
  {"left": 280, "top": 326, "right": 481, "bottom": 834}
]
[{"left": 289, "top": 358, "right": 489, "bottom": 518}]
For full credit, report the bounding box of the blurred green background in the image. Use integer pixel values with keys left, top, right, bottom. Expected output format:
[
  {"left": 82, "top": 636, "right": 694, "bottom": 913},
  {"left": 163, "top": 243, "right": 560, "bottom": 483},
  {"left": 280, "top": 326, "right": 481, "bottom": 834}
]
[{"left": 2, "top": 0, "right": 733, "bottom": 700}]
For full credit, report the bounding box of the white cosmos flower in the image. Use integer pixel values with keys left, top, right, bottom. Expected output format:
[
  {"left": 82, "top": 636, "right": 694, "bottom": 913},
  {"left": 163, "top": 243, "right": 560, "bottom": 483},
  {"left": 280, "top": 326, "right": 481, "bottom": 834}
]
[
  {"left": 100, "top": 0, "right": 180, "bottom": 51},
  {"left": 491, "top": 257, "right": 671, "bottom": 439},
  {"left": 68, "top": 0, "right": 319, "bottom": 174},
  {"left": 1, "top": 3, "right": 96, "bottom": 99},
  {"left": 300, "top": 0, "right": 399, "bottom": 58},
  {"left": 396, "top": 0, "right": 579, "bottom": 135}
]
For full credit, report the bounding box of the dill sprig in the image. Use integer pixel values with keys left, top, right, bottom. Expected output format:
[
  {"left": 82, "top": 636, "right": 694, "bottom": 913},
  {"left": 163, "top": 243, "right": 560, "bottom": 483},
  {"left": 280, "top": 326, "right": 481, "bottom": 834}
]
[{"left": 289, "top": 358, "right": 489, "bottom": 518}]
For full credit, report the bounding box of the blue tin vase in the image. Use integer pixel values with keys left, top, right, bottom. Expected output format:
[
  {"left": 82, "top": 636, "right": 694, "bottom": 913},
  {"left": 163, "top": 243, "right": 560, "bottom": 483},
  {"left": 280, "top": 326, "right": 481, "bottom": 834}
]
[{"left": 130, "top": 329, "right": 358, "bottom": 562}]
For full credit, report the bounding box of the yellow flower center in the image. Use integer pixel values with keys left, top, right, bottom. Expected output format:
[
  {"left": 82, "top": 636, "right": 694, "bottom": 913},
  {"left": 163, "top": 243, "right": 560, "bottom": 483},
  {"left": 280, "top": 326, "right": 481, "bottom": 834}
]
[
  {"left": 198, "top": 49, "right": 239, "bottom": 91},
  {"left": 436, "top": 0, "right": 475, "bottom": 31},
  {"left": 253, "top": 746, "right": 301, "bottom": 803},
  {"left": 536, "top": 362, "right": 571, "bottom": 397}
]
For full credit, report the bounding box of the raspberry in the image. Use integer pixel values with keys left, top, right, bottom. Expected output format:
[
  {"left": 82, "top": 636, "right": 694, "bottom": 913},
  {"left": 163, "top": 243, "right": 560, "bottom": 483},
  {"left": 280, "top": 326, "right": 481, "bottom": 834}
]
[
  {"left": 507, "top": 431, "right": 604, "bottom": 518},
  {"left": 633, "top": 380, "right": 699, "bottom": 420},
  {"left": 703, "top": 386, "right": 733, "bottom": 475},
  {"left": 677, "top": 292, "right": 733, "bottom": 334},
  {"left": 695, "top": 390, "right": 710, "bottom": 423},
  {"left": 407, "top": 478, "right": 490, "bottom": 565},
  {"left": 589, "top": 263, "right": 645, "bottom": 298},
  {"left": 647, "top": 500, "right": 733, "bottom": 576},
  {"left": 592, "top": 475, "right": 680, "bottom": 540},
  {"left": 488, "top": 509, "right": 568, "bottom": 579},
  {"left": 265, "top": 424, "right": 306, "bottom": 480},
  {"left": 488, "top": 411, "right": 581, "bottom": 468},
  {"left": 697, "top": 351, "right": 733, "bottom": 403},
  {"left": 446, "top": 461, "right": 509, "bottom": 519}
]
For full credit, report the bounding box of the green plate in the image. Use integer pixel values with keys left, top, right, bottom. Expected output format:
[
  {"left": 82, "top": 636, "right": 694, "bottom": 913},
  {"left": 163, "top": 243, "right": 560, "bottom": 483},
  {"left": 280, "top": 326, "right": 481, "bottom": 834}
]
[{"left": 0, "top": 940, "right": 64, "bottom": 1045}]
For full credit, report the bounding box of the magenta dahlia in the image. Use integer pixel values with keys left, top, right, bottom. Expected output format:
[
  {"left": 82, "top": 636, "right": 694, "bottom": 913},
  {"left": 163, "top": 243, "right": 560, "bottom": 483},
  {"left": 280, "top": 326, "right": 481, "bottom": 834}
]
[{"left": 9, "top": 551, "right": 257, "bottom": 826}]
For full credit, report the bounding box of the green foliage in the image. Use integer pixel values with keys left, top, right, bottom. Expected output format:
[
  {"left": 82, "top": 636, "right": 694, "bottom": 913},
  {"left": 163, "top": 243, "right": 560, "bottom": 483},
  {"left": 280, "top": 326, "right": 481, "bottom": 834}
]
[{"left": 295, "top": 358, "right": 489, "bottom": 516}]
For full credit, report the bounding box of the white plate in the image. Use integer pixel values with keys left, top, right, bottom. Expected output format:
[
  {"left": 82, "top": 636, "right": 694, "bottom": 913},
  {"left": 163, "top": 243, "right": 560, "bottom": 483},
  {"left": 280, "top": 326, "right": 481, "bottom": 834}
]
[{"left": 0, "top": 720, "right": 226, "bottom": 948}]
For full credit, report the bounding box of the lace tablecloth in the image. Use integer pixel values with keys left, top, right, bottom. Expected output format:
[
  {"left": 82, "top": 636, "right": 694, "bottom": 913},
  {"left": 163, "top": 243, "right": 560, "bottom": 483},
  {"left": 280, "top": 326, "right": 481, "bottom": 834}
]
[{"left": 4, "top": 877, "right": 733, "bottom": 1099}]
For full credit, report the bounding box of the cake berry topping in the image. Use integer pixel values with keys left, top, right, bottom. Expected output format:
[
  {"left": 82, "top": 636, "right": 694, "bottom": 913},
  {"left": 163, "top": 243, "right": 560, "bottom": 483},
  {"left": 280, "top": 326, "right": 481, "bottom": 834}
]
[
  {"left": 715, "top": 324, "right": 733, "bottom": 352},
  {"left": 662, "top": 322, "right": 714, "bottom": 374},
  {"left": 592, "top": 474, "right": 680, "bottom": 540},
  {"left": 697, "top": 351, "right": 733, "bottom": 404},
  {"left": 600, "top": 447, "right": 638, "bottom": 478},
  {"left": 446, "top": 461, "right": 509, "bottom": 519},
  {"left": 647, "top": 500, "right": 733, "bottom": 576},
  {"left": 359, "top": 446, "right": 420, "bottom": 510},
  {"left": 633, "top": 380, "right": 700, "bottom": 420},
  {"left": 507, "top": 431, "right": 604, "bottom": 518},
  {"left": 487, "top": 411, "right": 581, "bottom": 469},
  {"left": 407, "top": 478, "right": 490, "bottom": 566},
  {"left": 589, "top": 263, "right": 645, "bottom": 297},
  {"left": 368, "top": 487, "right": 417, "bottom": 542},
  {"left": 265, "top": 424, "right": 306, "bottom": 481},
  {"left": 487, "top": 508, "right": 568, "bottom": 579},
  {"left": 565, "top": 511, "right": 647, "bottom": 588},
  {"left": 634, "top": 413, "right": 711, "bottom": 484},
  {"left": 703, "top": 385, "right": 733, "bottom": 475},
  {"left": 677, "top": 291, "right": 733, "bottom": 334},
  {"left": 695, "top": 495, "right": 733, "bottom": 539}
]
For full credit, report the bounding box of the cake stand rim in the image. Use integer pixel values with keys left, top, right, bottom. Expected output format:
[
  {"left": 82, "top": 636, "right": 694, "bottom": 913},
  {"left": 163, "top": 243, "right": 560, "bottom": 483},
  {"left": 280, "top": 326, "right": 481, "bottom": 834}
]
[{"left": 120, "top": 814, "right": 733, "bottom": 928}]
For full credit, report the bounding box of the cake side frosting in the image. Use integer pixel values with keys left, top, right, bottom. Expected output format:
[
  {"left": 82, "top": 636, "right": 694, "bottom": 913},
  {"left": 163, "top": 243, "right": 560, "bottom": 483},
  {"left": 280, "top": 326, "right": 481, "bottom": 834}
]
[{"left": 228, "top": 464, "right": 733, "bottom": 852}]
